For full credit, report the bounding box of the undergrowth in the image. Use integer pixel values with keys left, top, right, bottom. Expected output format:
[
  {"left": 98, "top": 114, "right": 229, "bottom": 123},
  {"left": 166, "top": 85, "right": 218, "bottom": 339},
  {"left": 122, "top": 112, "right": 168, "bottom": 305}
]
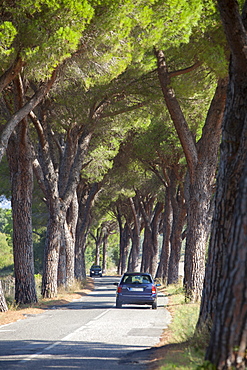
[
  {"left": 157, "top": 284, "right": 211, "bottom": 370},
  {"left": 2, "top": 274, "right": 88, "bottom": 310}
]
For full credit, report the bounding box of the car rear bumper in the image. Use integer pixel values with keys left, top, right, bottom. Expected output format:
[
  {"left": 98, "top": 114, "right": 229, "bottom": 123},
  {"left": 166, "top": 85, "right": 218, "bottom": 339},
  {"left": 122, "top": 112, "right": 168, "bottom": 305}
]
[{"left": 116, "top": 294, "right": 156, "bottom": 305}]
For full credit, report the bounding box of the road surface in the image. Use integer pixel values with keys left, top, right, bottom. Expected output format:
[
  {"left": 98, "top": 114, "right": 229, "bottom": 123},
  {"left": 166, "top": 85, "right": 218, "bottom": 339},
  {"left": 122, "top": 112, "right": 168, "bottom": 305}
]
[{"left": 0, "top": 276, "right": 171, "bottom": 369}]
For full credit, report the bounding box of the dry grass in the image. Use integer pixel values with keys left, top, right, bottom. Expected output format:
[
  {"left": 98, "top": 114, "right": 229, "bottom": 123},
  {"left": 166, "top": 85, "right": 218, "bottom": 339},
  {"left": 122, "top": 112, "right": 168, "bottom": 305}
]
[{"left": 0, "top": 278, "right": 94, "bottom": 326}]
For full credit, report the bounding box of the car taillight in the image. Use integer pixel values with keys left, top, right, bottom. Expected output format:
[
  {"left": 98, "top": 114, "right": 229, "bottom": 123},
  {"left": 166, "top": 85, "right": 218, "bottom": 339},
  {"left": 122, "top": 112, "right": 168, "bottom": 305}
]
[
  {"left": 117, "top": 286, "right": 122, "bottom": 293},
  {"left": 152, "top": 285, "right": 156, "bottom": 294}
]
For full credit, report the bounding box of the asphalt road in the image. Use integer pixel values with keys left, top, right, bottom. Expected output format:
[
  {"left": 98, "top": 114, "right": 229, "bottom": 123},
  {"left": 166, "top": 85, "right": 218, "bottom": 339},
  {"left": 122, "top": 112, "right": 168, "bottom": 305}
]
[{"left": 0, "top": 276, "right": 171, "bottom": 369}]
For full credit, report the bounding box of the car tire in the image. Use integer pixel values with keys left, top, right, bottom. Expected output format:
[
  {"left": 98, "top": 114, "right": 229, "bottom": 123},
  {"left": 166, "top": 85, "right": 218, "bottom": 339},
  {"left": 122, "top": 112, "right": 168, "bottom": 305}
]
[
  {"left": 116, "top": 299, "right": 122, "bottom": 308},
  {"left": 152, "top": 301, "right": 157, "bottom": 309}
]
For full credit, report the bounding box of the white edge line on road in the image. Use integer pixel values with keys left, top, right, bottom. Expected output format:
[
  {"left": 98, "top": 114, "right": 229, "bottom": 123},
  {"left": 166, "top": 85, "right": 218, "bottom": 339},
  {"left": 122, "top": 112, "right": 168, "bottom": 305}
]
[{"left": 20, "top": 308, "right": 112, "bottom": 363}]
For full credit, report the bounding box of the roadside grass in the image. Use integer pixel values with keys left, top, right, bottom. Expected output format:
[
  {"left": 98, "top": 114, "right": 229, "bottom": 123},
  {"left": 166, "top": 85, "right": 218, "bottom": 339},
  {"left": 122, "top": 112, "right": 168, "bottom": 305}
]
[{"left": 153, "top": 283, "right": 208, "bottom": 370}]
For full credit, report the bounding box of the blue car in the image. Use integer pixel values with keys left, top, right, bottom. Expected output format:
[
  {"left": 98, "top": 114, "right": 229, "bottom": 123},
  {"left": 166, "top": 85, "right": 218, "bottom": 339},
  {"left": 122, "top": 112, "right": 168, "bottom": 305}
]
[
  {"left": 114, "top": 272, "right": 159, "bottom": 309},
  {"left": 90, "top": 265, "right": 102, "bottom": 277}
]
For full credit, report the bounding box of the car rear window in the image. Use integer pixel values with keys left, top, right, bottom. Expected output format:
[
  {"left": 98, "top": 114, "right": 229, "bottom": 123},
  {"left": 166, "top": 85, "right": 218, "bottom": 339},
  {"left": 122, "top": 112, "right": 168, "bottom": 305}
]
[{"left": 122, "top": 275, "right": 152, "bottom": 284}]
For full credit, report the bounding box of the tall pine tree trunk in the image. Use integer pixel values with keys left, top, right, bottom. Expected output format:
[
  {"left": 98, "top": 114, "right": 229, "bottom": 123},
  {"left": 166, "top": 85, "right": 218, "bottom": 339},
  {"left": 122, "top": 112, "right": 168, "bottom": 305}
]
[
  {"left": 58, "top": 195, "right": 78, "bottom": 288},
  {"left": 155, "top": 185, "right": 172, "bottom": 283},
  {"left": 204, "top": 66, "right": 247, "bottom": 369},
  {"left": 65, "top": 194, "right": 78, "bottom": 286},
  {"left": 7, "top": 76, "right": 37, "bottom": 304},
  {"left": 168, "top": 176, "right": 186, "bottom": 285},
  {"left": 139, "top": 195, "right": 163, "bottom": 276},
  {"left": 117, "top": 221, "right": 130, "bottom": 275},
  {"left": 127, "top": 233, "right": 140, "bottom": 272},
  {"left": 0, "top": 281, "right": 8, "bottom": 312},
  {"left": 148, "top": 202, "right": 163, "bottom": 277},
  {"left": 102, "top": 235, "right": 107, "bottom": 273},
  {"left": 42, "top": 202, "right": 61, "bottom": 298},
  {"left": 75, "top": 182, "right": 100, "bottom": 281},
  {"left": 198, "top": 1, "right": 247, "bottom": 367},
  {"left": 127, "top": 197, "right": 141, "bottom": 272},
  {"left": 156, "top": 49, "right": 227, "bottom": 301}
]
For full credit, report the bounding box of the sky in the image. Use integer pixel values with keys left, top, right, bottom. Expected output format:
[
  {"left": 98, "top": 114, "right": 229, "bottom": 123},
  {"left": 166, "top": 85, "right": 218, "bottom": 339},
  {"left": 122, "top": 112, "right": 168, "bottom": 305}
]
[{"left": 0, "top": 196, "right": 11, "bottom": 209}]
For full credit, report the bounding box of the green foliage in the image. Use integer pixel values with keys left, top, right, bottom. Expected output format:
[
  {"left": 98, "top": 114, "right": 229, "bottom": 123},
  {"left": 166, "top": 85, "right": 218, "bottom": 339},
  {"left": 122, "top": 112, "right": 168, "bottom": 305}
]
[
  {"left": 0, "top": 208, "right": 13, "bottom": 251},
  {"left": 33, "top": 228, "right": 46, "bottom": 273},
  {"left": 85, "top": 242, "right": 96, "bottom": 271},
  {"left": 0, "top": 21, "right": 17, "bottom": 58},
  {"left": 81, "top": 141, "right": 120, "bottom": 183},
  {"left": 34, "top": 273, "right": 43, "bottom": 299},
  {"left": 0, "top": 0, "right": 229, "bottom": 294},
  {"left": 74, "top": 0, "right": 217, "bottom": 87},
  {"left": 145, "top": 0, "right": 203, "bottom": 48},
  {"left": 134, "top": 116, "right": 183, "bottom": 163},
  {"left": 104, "top": 232, "right": 119, "bottom": 270},
  {"left": 1, "top": 0, "right": 94, "bottom": 78},
  {"left": 0, "top": 210, "right": 13, "bottom": 272},
  {"left": 171, "top": 71, "right": 217, "bottom": 139},
  {"left": 0, "top": 231, "right": 13, "bottom": 269},
  {"left": 0, "top": 208, "right": 10, "bottom": 232},
  {"left": 0, "top": 0, "right": 227, "bottom": 84},
  {"left": 197, "top": 361, "right": 216, "bottom": 370},
  {"left": 0, "top": 158, "right": 11, "bottom": 199}
]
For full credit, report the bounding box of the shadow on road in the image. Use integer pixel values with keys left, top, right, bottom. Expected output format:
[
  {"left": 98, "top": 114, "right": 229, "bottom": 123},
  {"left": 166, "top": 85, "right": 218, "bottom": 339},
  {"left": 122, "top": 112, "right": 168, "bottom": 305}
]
[{"left": 0, "top": 339, "right": 149, "bottom": 369}]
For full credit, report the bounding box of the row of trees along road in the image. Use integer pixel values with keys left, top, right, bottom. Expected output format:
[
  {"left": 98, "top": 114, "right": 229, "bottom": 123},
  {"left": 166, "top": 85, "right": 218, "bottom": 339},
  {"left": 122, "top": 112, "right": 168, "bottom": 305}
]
[{"left": 0, "top": 0, "right": 247, "bottom": 367}]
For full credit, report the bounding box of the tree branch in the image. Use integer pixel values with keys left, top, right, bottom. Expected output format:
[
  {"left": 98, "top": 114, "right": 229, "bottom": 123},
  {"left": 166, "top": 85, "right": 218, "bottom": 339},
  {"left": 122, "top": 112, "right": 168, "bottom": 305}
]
[
  {"left": 169, "top": 61, "right": 202, "bottom": 78},
  {"left": 0, "top": 57, "right": 24, "bottom": 94},
  {"left": 155, "top": 49, "right": 198, "bottom": 181},
  {"left": 0, "top": 69, "right": 57, "bottom": 162},
  {"left": 101, "top": 102, "right": 146, "bottom": 119},
  {"left": 217, "top": 0, "right": 247, "bottom": 69}
]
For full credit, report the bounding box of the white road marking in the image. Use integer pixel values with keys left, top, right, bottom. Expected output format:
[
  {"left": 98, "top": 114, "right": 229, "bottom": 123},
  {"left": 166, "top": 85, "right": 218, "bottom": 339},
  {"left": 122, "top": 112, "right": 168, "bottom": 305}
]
[{"left": 20, "top": 309, "right": 112, "bottom": 363}]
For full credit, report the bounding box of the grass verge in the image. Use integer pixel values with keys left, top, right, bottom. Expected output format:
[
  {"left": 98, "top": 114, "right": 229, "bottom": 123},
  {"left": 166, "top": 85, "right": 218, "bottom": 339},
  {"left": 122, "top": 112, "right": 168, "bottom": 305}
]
[{"left": 150, "top": 284, "right": 208, "bottom": 370}]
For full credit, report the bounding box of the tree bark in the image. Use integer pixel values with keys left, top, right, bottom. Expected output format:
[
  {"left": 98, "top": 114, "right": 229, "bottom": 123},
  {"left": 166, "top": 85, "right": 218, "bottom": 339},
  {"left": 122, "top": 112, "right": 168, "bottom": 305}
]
[
  {"left": 0, "top": 57, "right": 24, "bottom": 94},
  {"left": 155, "top": 184, "right": 172, "bottom": 283},
  {"left": 75, "top": 181, "right": 100, "bottom": 280},
  {"left": 168, "top": 171, "right": 186, "bottom": 285},
  {"left": 127, "top": 197, "right": 141, "bottom": 271},
  {"left": 64, "top": 193, "right": 78, "bottom": 287},
  {"left": 155, "top": 49, "right": 227, "bottom": 301},
  {"left": 140, "top": 195, "right": 163, "bottom": 277},
  {"left": 119, "top": 222, "right": 130, "bottom": 274},
  {"left": 198, "top": 1, "right": 247, "bottom": 367},
  {"left": 117, "top": 207, "right": 130, "bottom": 275},
  {"left": 42, "top": 206, "right": 61, "bottom": 298},
  {"left": 57, "top": 193, "right": 78, "bottom": 288},
  {"left": 95, "top": 229, "right": 102, "bottom": 266},
  {"left": 102, "top": 235, "right": 107, "bottom": 273},
  {"left": 0, "top": 281, "right": 8, "bottom": 312},
  {"left": 139, "top": 193, "right": 155, "bottom": 273},
  {"left": 31, "top": 106, "right": 93, "bottom": 296},
  {"left": 205, "top": 69, "right": 247, "bottom": 367},
  {"left": 0, "top": 71, "right": 56, "bottom": 163},
  {"left": 7, "top": 75, "right": 37, "bottom": 304}
]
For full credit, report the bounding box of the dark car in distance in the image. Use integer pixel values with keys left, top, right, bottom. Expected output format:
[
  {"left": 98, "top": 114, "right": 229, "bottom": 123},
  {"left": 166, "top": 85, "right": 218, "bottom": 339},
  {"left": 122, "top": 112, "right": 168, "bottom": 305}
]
[
  {"left": 90, "top": 265, "right": 102, "bottom": 277},
  {"left": 114, "top": 272, "right": 160, "bottom": 309}
]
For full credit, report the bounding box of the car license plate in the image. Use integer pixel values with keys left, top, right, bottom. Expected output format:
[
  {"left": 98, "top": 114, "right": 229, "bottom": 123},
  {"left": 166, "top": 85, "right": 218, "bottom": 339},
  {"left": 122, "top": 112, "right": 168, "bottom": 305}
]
[{"left": 130, "top": 287, "right": 143, "bottom": 291}]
